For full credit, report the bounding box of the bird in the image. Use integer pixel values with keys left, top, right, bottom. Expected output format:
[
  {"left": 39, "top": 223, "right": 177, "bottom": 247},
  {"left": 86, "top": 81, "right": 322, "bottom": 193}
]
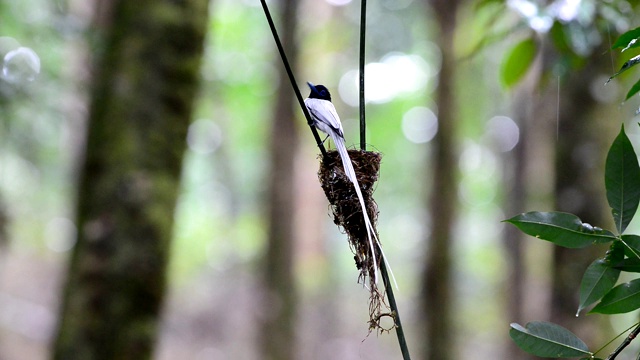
[{"left": 305, "top": 82, "right": 395, "bottom": 286}]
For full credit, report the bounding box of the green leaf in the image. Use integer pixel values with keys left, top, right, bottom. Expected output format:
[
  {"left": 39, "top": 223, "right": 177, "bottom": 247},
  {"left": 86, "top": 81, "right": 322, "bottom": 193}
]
[
  {"left": 607, "top": 55, "right": 640, "bottom": 83},
  {"left": 500, "top": 37, "right": 537, "bottom": 88},
  {"left": 504, "top": 212, "right": 616, "bottom": 248},
  {"left": 605, "top": 125, "right": 640, "bottom": 234},
  {"left": 620, "top": 234, "right": 640, "bottom": 260},
  {"left": 625, "top": 78, "right": 640, "bottom": 100},
  {"left": 509, "top": 322, "right": 591, "bottom": 358},
  {"left": 613, "top": 258, "right": 640, "bottom": 273},
  {"left": 548, "top": 22, "right": 582, "bottom": 68},
  {"left": 605, "top": 240, "right": 626, "bottom": 264},
  {"left": 590, "top": 278, "right": 640, "bottom": 314},
  {"left": 612, "top": 26, "right": 640, "bottom": 50},
  {"left": 578, "top": 259, "right": 621, "bottom": 314}
]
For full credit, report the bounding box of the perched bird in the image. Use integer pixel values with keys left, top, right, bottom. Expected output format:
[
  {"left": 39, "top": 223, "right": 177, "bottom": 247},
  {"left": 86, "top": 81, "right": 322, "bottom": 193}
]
[{"left": 305, "top": 82, "right": 394, "bottom": 285}]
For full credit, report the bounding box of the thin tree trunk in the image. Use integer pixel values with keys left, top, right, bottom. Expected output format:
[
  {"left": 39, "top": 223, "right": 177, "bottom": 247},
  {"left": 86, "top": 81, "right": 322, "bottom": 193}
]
[
  {"left": 421, "top": 1, "right": 460, "bottom": 359},
  {"left": 53, "top": 1, "right": 209, "bottom": 359},
  {"left": 502, "top": 82, "right": 535, "bottom": 360},
  {"left": 260, "top": 0, "right": 300, "bottom": 359},
  {"left": 501, "top": 45, "right": 552, "bottom": 359},
  {"left": 550, "top": 48, "right": 614, "bottom": 345}
]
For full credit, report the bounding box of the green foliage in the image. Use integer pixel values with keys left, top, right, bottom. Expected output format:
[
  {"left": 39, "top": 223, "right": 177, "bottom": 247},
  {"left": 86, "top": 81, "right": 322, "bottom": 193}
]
[
  {"left": 605, "top": 125, "right": 640, "bottom": 234},
  {"left": 509, "top": 322, "right": 591, "bottom": 358},
  {"left": 612, "top": 26, "right": 640, "bottom": 51},
  {"left": 499, "top": 17, "right": 640, "bottom": 360},
  {"left": 500, "top": 38, "right": 537, "bottom": 88},
  {"left": 507, "top": 123, "right": 640, "bottom": 358},
  {"left": 608, "top": 55, "right": 640, "bottom": 84},
  {"left": 590, "top": 278, "right": 640, "bottom": 314},
  {"left": 608, "top": 26, "right": 640, "bottom": 102},
  {"left": 620, "top": 234, "right": 640, "bottom": 259},
  {"left": 504, "top": 212, "right": 615, "bottom": 248},
  {"left": 613, "top": 258, "right": 640, "bottom": 272},
  {"left": 578, "top": 258, "right": 621, "bottom": 314},
  {"left": 484, "top": 1, "right": 639, "bottom": 91},
  {"left": 625, "top": 78, "right": 640, "bottom": 100}
]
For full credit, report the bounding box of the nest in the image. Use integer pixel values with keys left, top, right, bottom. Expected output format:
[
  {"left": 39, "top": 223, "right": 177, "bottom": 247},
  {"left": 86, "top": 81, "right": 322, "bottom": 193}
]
[{"left": 318, "top": 149, "right": 391, "bottom": 332}]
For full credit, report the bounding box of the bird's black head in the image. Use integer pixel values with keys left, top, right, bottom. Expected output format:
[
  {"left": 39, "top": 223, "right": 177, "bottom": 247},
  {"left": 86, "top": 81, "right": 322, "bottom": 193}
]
[{"left": 307, "top": 82, "right": 332, "bottom": 102}]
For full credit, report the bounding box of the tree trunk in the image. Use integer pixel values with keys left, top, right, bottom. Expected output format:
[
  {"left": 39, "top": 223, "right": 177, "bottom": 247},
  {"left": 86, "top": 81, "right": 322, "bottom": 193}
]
[
  {"left": 550, "top": 48, "right": 614, "bottom": 345},
  {"left": 502, "top": 79, "right": 537, "bottom": 360},
  {"left": 421, "top": 1, "right": 460, "bottom": 359},
  {"left": 53, "top": 1, "right": 209, "bottom": 359},
  {"left": 260, "top": 0, "right": 300, "bottom": 359}
]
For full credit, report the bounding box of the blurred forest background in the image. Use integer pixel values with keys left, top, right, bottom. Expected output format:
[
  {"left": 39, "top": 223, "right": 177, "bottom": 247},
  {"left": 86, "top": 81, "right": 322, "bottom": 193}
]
[{"left": 3, "top": 0, "right": 640, "bottom": 359}]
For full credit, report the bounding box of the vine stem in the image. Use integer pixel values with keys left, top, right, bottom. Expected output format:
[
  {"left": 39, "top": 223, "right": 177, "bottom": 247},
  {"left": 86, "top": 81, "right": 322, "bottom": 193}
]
[
  {"left": 380, "top": 260, "right": 411, "bottom": 359},
  {"left": 359, "top": 0, "right": 366, "bottom": 150},
  {"left": 259, "top": 0, "right": 328, "bottom": 161},
  {"left": 606, "top": 323, "right": 640, "bottom": 360},
  {"left": 359, "top": 1, "right": 411, "bottom": 359}
]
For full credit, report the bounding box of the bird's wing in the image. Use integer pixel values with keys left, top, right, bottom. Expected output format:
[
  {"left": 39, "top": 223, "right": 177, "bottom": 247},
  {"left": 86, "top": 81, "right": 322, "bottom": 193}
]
[{"left": 304, "top": 98, "right": 344, "bottom": 138}]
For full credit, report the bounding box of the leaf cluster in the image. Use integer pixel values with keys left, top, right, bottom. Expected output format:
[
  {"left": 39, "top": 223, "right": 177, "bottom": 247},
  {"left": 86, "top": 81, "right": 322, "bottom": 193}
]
[
  {"left": 507, "top": 124, "right": 640, "bottom": 358},
  {"left": 502, "top": 21, "right": 640, "bottom": 359},
  {"left": 609, "top": 26, "right": 640, "bottom": 102},
  {"left": 489, "top": 0, "right": 636, "bottom": 89}
]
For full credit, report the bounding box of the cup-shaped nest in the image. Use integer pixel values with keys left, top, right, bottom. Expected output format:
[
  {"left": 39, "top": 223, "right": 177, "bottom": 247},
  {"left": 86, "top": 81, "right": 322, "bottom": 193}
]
[{"left": 318, "top": 149, "right": 382, "bottom": 282}]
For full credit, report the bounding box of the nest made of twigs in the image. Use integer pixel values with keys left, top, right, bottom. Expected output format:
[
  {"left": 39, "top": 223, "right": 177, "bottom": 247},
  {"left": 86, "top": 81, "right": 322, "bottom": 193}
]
[
  {"left": 318, "top": 150, "right": 381, "bottom": 280},
  {"left": 318, "top": 149, "right": 391, "bottom": 332}
]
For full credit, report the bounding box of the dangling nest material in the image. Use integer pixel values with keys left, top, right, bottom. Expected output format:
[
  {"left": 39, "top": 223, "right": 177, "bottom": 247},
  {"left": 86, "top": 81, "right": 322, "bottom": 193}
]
[{"left": 318, "top": 149, "right": 391, "bottom": 332}]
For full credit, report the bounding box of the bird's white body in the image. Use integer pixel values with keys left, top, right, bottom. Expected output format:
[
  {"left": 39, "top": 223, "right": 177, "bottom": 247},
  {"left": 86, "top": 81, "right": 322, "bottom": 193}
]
[
  {"left": 304, "top": 98, "right": 344, "bottom": 138},
  {"left": 305, "top": 96, "right": 395, "bottom": 287}
]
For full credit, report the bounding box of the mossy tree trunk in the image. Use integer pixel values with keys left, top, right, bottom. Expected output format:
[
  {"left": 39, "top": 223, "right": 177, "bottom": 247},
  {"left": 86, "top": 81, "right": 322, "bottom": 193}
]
[
  {"left": 260, "top": 0, "right": 300, "bottom": 359},
  {"left": 52, "top": 1, "right": 209, "bottom": 359},
  {"left": 421, "top": 0, "right": 461, "bottom": 359}
]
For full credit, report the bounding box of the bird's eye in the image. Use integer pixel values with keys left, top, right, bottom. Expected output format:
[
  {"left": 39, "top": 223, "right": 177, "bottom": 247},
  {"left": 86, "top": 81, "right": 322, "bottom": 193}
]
[{"left": 320, "top": 90, "right": 327, "bottom": 96}]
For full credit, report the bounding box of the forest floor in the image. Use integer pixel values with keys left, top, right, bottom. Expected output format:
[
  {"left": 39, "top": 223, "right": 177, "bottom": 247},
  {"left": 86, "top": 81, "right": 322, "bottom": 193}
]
[{"left": 0, "top": 248, "right": 404, "bottom": 360}]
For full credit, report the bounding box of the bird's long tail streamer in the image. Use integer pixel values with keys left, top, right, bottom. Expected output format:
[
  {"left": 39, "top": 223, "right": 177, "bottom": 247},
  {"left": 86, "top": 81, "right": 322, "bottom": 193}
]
[{"left": 333, "top": 135, "right": 397, "bottom": 289}]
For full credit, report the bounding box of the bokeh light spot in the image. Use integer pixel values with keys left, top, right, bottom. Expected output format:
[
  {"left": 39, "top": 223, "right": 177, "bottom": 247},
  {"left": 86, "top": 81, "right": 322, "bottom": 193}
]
[
  {"left": 459, "top": 142, "right": 498, "bottom": 176},
  {"left": 2, "top": 47, "right": 40, "bottom": 83},
  {"left": 485, "top": 116, "right": 520, "bottom": 152},
  {"left": 402, "top": 107, "right": 438, "bottom": 144},
  {"left": 325, "top": 0, "right": 352, "bottom": 6},
  {"left": 338, "top": 69, "right": 359, "bottom": 107},
  {"left": 187, "top": 119, "right": 223, "bottom": 155},
  {"left": 0, "top": 37, "right": 20, "bottom": 57},
  {"left": 45, "top": 217, "right": 77, "bottom": 252},
  {"left": 338, "top": 52, "right": 432, "bottom": 106}
]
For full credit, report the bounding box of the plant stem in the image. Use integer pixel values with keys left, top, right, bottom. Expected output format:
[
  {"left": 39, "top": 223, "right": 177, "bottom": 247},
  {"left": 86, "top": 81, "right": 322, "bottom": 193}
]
[
  {"left": 380, "top": 260, "right": 412, "bottom": 360},
  {"left": 592, "top": 322, "right": 639, "bottom": 356},
  {"left": 359, "top": 0, "right": 366, "bottom": 151},
  {"left": 607, "top": 323, "right": 640, "bottom": 360},
  {"left": 359, "top": 1, "right": 410, "bottom": 358},
  {"left": 259, "top": 0, "right": 328, "bottom": 161}
]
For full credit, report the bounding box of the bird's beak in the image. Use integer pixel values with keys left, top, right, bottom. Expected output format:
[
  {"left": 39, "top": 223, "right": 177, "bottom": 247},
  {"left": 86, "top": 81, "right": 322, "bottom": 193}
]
[{"left": 307, "top": 81, "right": 318, "bottom": 94}]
